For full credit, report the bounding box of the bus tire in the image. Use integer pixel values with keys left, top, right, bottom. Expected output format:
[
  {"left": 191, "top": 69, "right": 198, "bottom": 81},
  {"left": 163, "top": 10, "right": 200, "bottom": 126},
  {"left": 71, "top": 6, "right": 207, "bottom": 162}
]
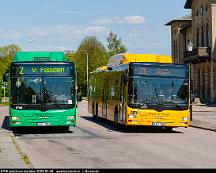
[
  {"left": 93, "top": 104, "right": 98, "bottom": 120},
  {"left": 114, "top": 107, "right": 118, "bottom": 125},
  {"left": 165, "top": 127, "right": 173, "bottom": 131},
  {"left": 92, "top": 103, "right": 95, "bottom": 115},
  {"left": 60, "top": 126, "right": 70, "bottom": 131}
]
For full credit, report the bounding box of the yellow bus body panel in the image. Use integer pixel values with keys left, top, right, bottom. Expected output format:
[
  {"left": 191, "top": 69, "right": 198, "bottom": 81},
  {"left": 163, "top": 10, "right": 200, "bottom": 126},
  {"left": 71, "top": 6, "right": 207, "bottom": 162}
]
[{"left": 126, "top": 106, "right": 190, "bottom": 127}]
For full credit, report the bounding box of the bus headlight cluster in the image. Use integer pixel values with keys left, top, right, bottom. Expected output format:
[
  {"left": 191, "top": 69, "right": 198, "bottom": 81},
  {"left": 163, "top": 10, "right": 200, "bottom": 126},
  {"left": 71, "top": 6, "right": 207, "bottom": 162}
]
[
  {"left": 12, "top": 117, "right": 19, "bottom": 121},
  {"left": 181, "top": 117, "right": 189, "bottom": 121},
  {"left": 128, "top": 115, "right": 137, "bottom": 119},
  {"left": 128, "top": 111, "right": 138, "bottom": 119},
  {"left": 68, "top": 116, "right": 75, "bottom": 120}
]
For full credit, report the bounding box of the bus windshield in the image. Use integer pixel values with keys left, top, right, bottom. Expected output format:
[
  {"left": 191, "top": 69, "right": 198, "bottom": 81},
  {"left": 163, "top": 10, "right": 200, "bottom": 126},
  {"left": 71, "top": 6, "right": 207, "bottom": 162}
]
[
  {"left": 44, "top": 77, "right": 75, "bottom": 105},
  {"left": 12, "top": 77, "right": 75, "bottom": 105},
  {"left": 128, "top": 77, "right": 189, "bottom": 110}
]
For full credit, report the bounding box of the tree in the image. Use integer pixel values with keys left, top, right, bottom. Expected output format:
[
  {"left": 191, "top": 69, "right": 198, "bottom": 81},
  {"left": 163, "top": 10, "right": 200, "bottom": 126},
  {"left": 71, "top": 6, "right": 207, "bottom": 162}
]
[
  {"left": 0, "top": 44, "right": 21, "bottom": 102},
  {"left": 73, "top": 36, "right": 109, "bottom": 97},
  {"left": 107, "top": 31, "right": 127, "bottom": 58}
]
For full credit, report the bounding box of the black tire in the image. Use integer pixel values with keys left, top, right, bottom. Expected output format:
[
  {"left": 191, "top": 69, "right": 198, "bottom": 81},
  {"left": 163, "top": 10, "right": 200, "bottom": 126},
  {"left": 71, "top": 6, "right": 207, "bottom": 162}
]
[
  {"left": 60, "top": 126, "right": 70, "bottom": 131},
  {"left": 114, "top": 107, "right": 118, "bottom": 125},
  {"left": 93, "top": 104, "right": 98, "bottom": 120},
  {"left": 165, "top": 127, "right": 173, "bottom": 131}
]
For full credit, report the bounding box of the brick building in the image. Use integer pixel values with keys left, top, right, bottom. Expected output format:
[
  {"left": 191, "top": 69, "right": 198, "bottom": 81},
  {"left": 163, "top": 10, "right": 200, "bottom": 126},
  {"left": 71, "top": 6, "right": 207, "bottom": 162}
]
[{"left": 166, "top": 0, "right": 216, "bottom": 104}]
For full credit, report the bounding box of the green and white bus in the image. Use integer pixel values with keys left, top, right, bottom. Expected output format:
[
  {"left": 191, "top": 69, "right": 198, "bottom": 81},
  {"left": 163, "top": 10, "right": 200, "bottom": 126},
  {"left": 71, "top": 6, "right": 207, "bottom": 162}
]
[{"left": 9, "top": 52, "right": 76, "bottom": 130}]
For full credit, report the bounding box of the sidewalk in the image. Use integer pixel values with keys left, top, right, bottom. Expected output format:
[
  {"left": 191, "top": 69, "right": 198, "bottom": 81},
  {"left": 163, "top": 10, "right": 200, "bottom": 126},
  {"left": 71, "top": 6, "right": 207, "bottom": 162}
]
[
  {"left": 0, "top": 105, "right": 30, "bottom": 168},
  {"left": 0, "top": 128, "right": 30, "bottom": 168},
  {"left": 190, "top": 105, "right": 216, "bottom": 131}
]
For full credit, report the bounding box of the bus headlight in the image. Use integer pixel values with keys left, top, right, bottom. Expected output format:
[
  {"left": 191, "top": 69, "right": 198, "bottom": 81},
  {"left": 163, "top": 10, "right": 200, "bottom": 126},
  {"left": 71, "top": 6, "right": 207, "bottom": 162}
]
[
  {"left": 68, "top": 116, "right": 75, "bottom": 120},
  {"left": 181, "top": 117, "right": 189, "bottom": 121},
  {"left": 128, "top": 115, "right": 137, "bottom": 119},
  {"left": 131, "top": 111, "right": 138, "bottom": 115},
  {"left": 12, "top": 117, "right": 19, "bottom": 121}
]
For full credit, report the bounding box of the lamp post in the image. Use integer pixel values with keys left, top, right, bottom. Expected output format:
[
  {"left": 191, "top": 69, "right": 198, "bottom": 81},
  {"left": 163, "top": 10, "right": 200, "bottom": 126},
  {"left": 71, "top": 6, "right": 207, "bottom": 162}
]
[{"left": 187, "top": 40, "right": 193, "bottom": 121}]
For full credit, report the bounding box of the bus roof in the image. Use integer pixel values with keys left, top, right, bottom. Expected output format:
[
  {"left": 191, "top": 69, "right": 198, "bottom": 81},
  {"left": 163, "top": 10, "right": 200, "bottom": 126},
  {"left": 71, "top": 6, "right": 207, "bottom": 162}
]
[
  {"left": 107, "top": 53, "right": 172, "bottom": 67},
  {"left": 96, "top": 66, "right": 107, "bottom": 71},
  {"left": 12, "top": 52, "right": 67, "bottom": 62}
]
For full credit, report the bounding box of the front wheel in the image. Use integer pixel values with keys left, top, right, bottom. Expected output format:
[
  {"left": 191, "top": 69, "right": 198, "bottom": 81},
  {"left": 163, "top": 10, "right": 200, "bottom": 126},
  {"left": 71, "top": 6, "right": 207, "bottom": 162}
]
[
  {"left": 93, "top": 104, "right": 98, "bottom": 120},
  {"left": 164, "top": 127, "right": 173, "bottom": 131}
]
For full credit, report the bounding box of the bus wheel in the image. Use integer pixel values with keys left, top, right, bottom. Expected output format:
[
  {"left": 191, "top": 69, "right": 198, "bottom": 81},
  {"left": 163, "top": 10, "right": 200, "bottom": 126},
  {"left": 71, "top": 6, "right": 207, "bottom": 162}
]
[
  {"left": 60, "top": 126, "right": 70, "bottom": 131},
  {"left": 114, "top": 107, "right": 118, "bottom": 125},
  {"left": 93, "top": 104, "right": 98, "bottom": 120},
  {"left": 164, "top": 127, "right": 173, "bottom": 131}
]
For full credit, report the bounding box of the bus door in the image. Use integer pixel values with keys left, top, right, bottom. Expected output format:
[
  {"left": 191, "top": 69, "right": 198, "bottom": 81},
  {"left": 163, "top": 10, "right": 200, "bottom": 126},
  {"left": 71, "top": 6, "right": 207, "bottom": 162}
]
[
  {"left": 120, "top": 74, "right": 126, "bottom": 124},
  {"left": 102, "top": 78, "right": 108, "bottom": 118}
]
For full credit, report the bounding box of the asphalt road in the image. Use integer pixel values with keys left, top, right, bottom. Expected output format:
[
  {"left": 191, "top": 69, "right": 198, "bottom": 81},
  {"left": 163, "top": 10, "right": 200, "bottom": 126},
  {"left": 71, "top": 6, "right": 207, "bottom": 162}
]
[{"left": 1, "top": 102, "right": 216, "bottom": 169}]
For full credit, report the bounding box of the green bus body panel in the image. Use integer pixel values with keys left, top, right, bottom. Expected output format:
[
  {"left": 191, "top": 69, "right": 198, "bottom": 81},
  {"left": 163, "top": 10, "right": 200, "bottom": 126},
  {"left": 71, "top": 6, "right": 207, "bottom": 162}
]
[
  {"left": 9, "top": 107, "right": 76, "bottom": 127},
  {"left": 13, "top": 52, "right": 67, "bottom": 62}
]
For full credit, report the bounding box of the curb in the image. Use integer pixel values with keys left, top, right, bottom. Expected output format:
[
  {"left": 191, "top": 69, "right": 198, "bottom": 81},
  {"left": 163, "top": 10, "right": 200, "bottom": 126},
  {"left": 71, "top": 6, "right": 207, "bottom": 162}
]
[
  {"left": 190, "top": 121, "right": 216, "bottom": 132},
  {"left": 11, "top": 135, "right": 34, "bottom": 168}
]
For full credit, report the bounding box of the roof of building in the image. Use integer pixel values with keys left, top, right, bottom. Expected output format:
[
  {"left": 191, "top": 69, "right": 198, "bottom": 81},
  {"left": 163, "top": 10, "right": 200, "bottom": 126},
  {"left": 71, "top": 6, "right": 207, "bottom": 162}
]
[
  {"left": 185, "top": 0, "right": 216, "bottom": 9},
  {"left": 184, "top": 0, "right": 193, "bottom": 9},
  {"left": 179, "top": 23, "right": 192, "bottom": 31},
  {"left": 165, "top": 13, "right": 192, "bottom": 26}
]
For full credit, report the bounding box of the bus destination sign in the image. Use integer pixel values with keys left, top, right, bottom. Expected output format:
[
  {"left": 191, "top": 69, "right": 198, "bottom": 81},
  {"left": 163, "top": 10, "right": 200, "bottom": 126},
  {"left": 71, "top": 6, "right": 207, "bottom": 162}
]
[
  {"left": 131, "top": 64, "right": 187, "bottom": 78},
  {"left": 12, "top": 64, "right": 73, "bottom": 76}
]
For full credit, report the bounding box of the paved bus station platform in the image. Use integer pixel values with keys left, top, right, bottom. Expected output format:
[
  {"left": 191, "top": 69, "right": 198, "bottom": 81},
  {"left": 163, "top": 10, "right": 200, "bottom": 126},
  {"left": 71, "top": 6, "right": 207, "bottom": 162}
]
[
  {"left": 1, "top": 103, "right": 216, "bottom": 168},
  {"left": 190, "top": 105, "right": 216, "bottom": 132}
]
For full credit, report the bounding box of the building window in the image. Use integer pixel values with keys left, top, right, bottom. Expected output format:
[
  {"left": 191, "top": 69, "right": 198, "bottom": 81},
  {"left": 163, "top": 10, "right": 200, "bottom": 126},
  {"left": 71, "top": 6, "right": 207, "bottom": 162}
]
[
  {"left": 196, "top": 7, "right": 199, "bottom": 16},
  {"left": 205, "top": 4, "right": 208, "bottom": 12},
  {"left": 206, "top": 23, "right": 210, "bottom": 47},
  {"left": 201, "top": 25, "right": 205, "bottom": 47},
  {"left": 200, "top": 6, "right": 204, "bottom": 16},
  {"left": 173, "top": 41, "right": 178, "bottom": 63},
  {"left": 197, "top": 27, "right": 200, "bottom": 47}
]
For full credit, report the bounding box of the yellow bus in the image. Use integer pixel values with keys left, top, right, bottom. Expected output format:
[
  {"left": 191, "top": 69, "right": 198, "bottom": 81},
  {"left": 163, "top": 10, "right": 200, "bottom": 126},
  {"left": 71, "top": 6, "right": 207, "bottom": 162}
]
[{"left": 88, "top": 53, "right": 190, "bottom": 130}]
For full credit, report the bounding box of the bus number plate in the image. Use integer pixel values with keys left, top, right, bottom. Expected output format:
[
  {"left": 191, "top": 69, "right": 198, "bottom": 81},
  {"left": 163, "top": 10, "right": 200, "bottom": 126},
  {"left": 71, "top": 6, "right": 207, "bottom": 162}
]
[
  {"left": 152, "top": 122, "right": 165, "bottom": 126},
  {"left": 38, "top": 123, "right": 50, "bottom": 126}
]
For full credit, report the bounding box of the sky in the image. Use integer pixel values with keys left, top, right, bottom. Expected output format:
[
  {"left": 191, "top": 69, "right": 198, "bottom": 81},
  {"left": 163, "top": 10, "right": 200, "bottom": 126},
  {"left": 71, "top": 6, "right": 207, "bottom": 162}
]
[{"left": 0, "top": 0, "right": 191, "bottom": 55}]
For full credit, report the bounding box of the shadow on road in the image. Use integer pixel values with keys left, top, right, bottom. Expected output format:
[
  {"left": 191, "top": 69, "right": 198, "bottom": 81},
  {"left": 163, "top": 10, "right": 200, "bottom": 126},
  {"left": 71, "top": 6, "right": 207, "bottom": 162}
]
[
  {"left": 12, "top": 126, "right": 73, "bottom": 136},
  {"left": 80, "top": 115, "right": 182, "bottom": 134}
]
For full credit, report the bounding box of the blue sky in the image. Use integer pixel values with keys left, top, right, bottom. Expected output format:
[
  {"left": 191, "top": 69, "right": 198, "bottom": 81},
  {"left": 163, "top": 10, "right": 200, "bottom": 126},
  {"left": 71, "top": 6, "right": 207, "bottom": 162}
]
[{"left": 0, "top": 0, "right": 190, "bottom": 55}]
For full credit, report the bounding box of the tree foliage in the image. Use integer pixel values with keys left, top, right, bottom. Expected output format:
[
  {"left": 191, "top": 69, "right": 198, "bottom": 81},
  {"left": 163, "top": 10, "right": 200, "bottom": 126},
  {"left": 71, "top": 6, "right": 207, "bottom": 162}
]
[
  {"left": 107, "top": 31, "right": 127, "bottom": 58},
  {"left": 72, "top": 36, "right": 109, "bottom": 96},
  {"left": 0, "top": 44, "right": 21, "bottom": 102}
]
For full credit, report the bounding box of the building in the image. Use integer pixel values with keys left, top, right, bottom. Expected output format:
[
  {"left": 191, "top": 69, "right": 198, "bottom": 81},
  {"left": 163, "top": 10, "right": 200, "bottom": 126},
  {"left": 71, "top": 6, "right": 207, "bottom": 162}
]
[{"left": 166, "top": 0, "right": 216, "bottom": 104}]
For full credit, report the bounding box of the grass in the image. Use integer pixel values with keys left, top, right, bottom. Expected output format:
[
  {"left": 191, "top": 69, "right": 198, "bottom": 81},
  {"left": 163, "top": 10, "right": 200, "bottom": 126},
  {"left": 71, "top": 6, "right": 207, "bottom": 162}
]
[
  {"left": 0, "top": 102, "right": 10, "bottom": 106},
  {"left": 11, "top": 137, "right": 32, "bottom": 168}
]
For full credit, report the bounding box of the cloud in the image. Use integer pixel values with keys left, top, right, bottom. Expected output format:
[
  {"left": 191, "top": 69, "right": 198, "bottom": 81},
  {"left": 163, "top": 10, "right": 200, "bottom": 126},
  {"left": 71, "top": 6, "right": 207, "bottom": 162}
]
[
  {"left": 93, "top": 15, "right": 146, "bottom": 25},
  {"left": 123, "top": 15, "right": 146, "bottom": 24},
  {"left": 83, "top": 26, "right": 109, "bottom": 34},
  {"left": 0, "top": 25, "right": 110, "bottom": 42}
]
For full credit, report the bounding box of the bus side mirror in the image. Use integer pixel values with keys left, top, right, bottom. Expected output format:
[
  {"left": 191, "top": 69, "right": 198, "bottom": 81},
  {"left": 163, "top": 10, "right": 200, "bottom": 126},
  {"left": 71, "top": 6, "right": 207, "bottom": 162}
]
[
  {"left": 3, "top": 72, "right": 9, "bottom": 82},
  {"left": 107, "top": 67, "right": 113, "bottom": 71},
  {"left": 123, "top": 73, "right": 128, "bottom": 83},
  {"left": 3, "top": 68, "right": 10, "bottom": 82}
]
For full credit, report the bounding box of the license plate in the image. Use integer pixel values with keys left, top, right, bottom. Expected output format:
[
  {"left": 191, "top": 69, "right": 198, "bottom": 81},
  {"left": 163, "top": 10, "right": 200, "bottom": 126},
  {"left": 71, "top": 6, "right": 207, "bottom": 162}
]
[
  {"left": 152, "top": 122, "right": 164, "bottom": 126},
  {"left": 38, "top": 123, "right": 50, "bottom": 126}
]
